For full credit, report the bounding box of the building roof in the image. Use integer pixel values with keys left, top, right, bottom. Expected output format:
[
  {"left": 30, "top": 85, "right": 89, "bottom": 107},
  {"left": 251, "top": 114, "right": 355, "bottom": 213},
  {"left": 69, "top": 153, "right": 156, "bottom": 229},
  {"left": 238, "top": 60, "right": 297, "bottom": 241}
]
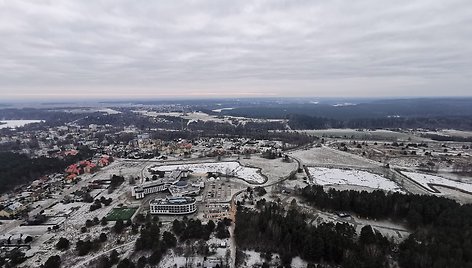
[{"left": 150, "top": 196, "right": 195, "bottom": 205}]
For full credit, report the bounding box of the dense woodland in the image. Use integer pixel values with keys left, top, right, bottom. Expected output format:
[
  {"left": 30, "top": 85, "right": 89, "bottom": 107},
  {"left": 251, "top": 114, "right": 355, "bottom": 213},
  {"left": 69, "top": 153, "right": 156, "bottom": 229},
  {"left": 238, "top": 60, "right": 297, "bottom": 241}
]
[
  {"left": 299, "top": 186, "right": 472, "bottom": 267},
  {"left": 0, "top": 149, "right": 93, "bottom": 194},
  {"left": 223, "top": 98, "right": 472, "bottom": 120},
  {"left": 235, "top": 186, "right": 472, "bottom": 267},
  {"left": 287, "top": 115, "right": 472, "bottom": 131},
  {"left": 235, "top": 201, "right": 393, "bottom": 268}
]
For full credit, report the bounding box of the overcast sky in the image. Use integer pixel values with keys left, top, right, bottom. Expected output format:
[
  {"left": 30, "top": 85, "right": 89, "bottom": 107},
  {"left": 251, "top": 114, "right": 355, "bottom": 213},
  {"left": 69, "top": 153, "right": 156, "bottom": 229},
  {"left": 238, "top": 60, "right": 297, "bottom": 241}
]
[{"left": 1, "top": 0, "right": 471, "bottom": 100}]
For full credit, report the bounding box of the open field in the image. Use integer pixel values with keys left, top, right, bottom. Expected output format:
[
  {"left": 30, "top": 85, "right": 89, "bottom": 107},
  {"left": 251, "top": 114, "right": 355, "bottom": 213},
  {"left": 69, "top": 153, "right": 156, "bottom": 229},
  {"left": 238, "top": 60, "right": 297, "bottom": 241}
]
[
  {"left": 289, "top": 146, "right": 381, "bottom": 169},
  {"left": 0, "top": 120, "right": 44, "bottom": 129},
  {"left": 299, "top": 129, "right": 427, "bottom": 142},
  {"left": 401, "top": 171, "right": 472, "bottom": 194},
  {"left": 307, "top": 167, "right": 404, "bottom": 193},
  {"left": 239, "top": 156, "right": 298, "bottom": 185},
  {"left": 106, "top": 207, "right": 138, "bottom": 221},
  {"left": 421, "top": 129, "right": 472, "bottom": 138}
]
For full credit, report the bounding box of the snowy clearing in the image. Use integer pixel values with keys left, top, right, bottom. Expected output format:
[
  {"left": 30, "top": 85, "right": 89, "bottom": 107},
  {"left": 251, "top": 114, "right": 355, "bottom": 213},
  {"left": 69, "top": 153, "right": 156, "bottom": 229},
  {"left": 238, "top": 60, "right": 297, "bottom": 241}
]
[
  {"left": 308, "top": 167, "right": 404, "bottom": 193},
  {"left": 401, "top": 171, "right": 472, "bottom": 194},
  {"left": 289, "top": 146, "right": 380, "bottom": 169},
  {"left": 212, "top": 107, "right": 235, "bottom": 113},
  {"left": 0, "top": 120, "right": 44, "bottom": 129},
  {"left": 239, "top": 156, "right": 298, "bottom": 185},
  {"left": 152, "top": 161, "right": 266, "bottom": 184}
]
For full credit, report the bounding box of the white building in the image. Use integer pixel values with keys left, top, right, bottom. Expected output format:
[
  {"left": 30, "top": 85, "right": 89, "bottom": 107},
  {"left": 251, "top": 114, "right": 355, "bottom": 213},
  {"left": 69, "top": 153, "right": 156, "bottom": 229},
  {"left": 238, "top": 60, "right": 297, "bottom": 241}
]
[
  {"left": 132, "top": 169, "right": 189, "bottom": 199},
  {"left": 149, "top": 197, "right": 197, "bottom": 215}
]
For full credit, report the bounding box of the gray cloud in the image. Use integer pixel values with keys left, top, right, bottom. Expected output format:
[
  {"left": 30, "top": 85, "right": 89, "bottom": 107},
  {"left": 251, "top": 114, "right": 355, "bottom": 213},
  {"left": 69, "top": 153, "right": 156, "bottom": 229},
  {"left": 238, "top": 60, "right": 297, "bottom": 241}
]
[{"left": 0, "top": 0, "right": 471, "bottom": 99}]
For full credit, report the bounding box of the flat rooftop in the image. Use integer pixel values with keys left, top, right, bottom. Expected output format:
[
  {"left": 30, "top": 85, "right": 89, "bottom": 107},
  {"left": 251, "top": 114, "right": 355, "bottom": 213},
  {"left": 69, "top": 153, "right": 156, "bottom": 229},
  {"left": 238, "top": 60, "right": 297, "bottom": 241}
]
[{"left": 150, "top": 197, "right": 195, "bottom": 205}]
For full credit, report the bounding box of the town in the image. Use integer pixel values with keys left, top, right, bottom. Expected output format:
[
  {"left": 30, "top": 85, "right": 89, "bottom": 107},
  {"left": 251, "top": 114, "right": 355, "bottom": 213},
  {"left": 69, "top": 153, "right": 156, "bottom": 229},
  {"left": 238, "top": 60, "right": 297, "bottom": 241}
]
[{"left": 1, "top": 100, "right": 472, "bottom": 268}]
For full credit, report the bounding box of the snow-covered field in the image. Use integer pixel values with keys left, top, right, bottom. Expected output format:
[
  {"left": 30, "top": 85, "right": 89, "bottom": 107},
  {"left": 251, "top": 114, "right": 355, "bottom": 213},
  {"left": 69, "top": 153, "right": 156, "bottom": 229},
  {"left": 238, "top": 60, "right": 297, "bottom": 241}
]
[
  {"left": 289, "top": 146, "right": 380, "bottom": 169},
  {"left": 239, "top": 156, "right": 298, "bottom": 185},
  {"left": 135, "top": 110, "right": 286, "bottom": 126},
  {"left": 135, "top": 111, "right": 230, "bottom": 123},
  {"left": 402, "top": 171, "right": 472, "bottom": 193},
  {"left": 212, "top": 107, "right": 235, "bottom": 113},
  {"left": 152, "top": 161, "right": 266, "bottom": 184},
  {"left": 299, "top": 128, "right": 427, "bottom": 142},
  {"left": 0, "top": 120, "right": 44, "bottom": 129},
  {"left": 308, "top": 167, "right": 404, "bottom": 193}
]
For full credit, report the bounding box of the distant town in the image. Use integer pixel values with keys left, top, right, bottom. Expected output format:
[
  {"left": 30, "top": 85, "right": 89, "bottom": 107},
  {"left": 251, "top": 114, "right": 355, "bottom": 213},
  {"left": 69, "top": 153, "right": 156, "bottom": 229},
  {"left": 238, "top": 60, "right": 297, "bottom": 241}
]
[{"left": 1, "top": 98, "right": 472, "bottom": 268}]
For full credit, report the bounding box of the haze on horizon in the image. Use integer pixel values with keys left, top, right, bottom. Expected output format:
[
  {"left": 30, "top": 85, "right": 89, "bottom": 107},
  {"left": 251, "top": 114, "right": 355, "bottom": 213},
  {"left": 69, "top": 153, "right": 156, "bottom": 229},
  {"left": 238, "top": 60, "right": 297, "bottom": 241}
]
[{"left": 1, "top": 0, "right": 471, "bottom": 100}]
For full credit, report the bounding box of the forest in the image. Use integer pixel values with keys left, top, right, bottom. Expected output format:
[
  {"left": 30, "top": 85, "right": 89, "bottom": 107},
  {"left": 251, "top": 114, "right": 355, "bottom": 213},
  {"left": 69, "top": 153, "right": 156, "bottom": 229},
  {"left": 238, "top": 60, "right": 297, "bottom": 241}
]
[
  {"left": 235, "top": 201, "right": 393, "bottom": 268},
  {"left": 236, "top": 186, "right": 472, "bottom": 267},
  {"left": 222, "top": 98, "right": 472, "bottom": 120},
  {"left": 0, "top": 149, "right": 94, "bottom": 194},
  {"left": 287, "top": 114, "right": 472, "bottom": 131},
  {"left": 221, "top": 98, "right": 472, "bottom": 130},
  {"left": 301, "top": 185, "right": 472, "bottom": 267}
]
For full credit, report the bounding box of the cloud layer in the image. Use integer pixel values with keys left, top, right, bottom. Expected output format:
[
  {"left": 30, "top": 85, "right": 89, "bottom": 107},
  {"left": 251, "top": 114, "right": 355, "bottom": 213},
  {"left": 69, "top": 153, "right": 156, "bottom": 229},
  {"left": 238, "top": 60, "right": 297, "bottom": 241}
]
[{"left": 1, "top": 0, "right": 471, "bottom": 99}]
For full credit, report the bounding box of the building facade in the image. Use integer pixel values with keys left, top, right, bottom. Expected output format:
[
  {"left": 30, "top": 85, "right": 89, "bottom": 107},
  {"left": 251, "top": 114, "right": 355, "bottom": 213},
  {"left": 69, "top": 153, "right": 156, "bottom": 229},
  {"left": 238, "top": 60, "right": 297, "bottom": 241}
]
[
  {"left": 132, "top": 169, "right": 189, "bottom": 199},
  {"left": 149, "top": 197, "right": 197, "bottom": 215}
]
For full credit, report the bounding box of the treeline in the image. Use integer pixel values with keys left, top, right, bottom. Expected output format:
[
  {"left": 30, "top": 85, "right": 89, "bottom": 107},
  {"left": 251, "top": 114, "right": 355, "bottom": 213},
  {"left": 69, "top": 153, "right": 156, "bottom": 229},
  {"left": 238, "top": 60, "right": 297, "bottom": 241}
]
[
  {"left": 223, "top": 98, "right": 472, "bottom": 120},
  {"left": 301, "top": 185, "right": 472, "bottom": 267},
  {"left": 235, "top": 202, "right": 393, "bottom": 267},
  {"left": 188, "top": 120, "right": 287, "bottom": 132},
  {"left": 288, "top": 114, "right": 472, "bottom": 131},
  {"left": 301, "top": 186, "right": 456, "bottom": 228},
  {"left": 172, "top": 217, "right": 231, "bottom": 241},
  {"left": 74, "top": 111, "right": 158, "bottom": 129},
  {"left": 0, "top": 150, "right": 94, "bottom": 194},
  {"left": 150, "top": 128, "right": 314, "bottom": 147},
  {"left": 421, "top": 133, "right": 472, "bottom": 142}
]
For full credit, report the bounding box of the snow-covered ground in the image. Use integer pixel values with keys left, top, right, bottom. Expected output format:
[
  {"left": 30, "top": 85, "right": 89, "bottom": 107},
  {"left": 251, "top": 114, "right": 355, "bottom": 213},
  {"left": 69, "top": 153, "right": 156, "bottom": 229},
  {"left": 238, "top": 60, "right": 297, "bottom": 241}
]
[
  {"left": 308, "top": 167, "right": 404, "bottom": 193},
  {"left": 298, "top": 128, "right": 426, "bottom": 142},
  {"left": 97, "top": 108, "right": 121, "bottom": 114},
  {"left": 135, "top": 111, "right": 230, "bottom": 123},
  {"left": 212, "top": 107, "right": 235, "bottom": 113},
  {"left": 135, "top": 110, "right": 286, "bottom": 126},
  {"left": 420, "top": 129, "right": 472, "bottom": 138},
  {"left": 16, "top": 160, "right": 143, "bottom": 267},
  {"left": 0, "top": 120, "right": 44, "bottom": 129},
  {"left": 153, "top": 161, "right": 266, "bottom": 184},
  {"left": 239, "top": 157, "right": 298, "bottom": 185},
  {"left": 402, "top": 171, "right": 472, "bottom": 193},
  {"left": 289, "top": 146, "right": 380, "bottom": 169}
]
